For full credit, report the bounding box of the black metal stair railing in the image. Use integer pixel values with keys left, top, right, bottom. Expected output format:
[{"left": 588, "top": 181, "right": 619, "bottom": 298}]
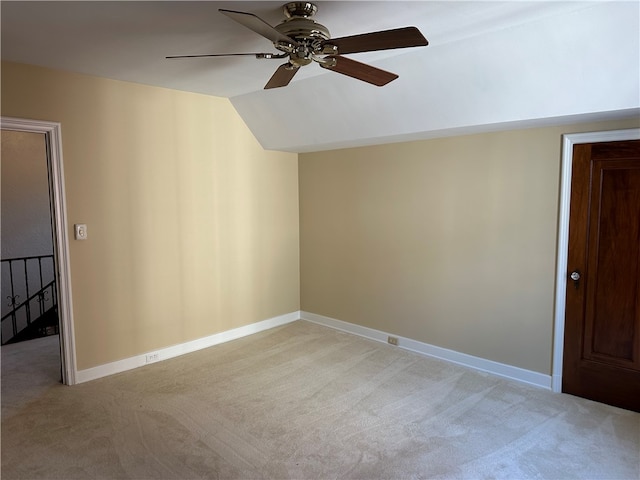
[{"left": 1, "top": 255, "right": 58, "bottom": 345}]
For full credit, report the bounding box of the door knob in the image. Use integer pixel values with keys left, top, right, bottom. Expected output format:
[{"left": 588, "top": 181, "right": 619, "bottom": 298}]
[{"left": 570, "top": 270, "right": 582, "bottom": 289}]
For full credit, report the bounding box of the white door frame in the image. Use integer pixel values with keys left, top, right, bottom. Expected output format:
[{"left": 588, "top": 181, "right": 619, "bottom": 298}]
[
  {"left": 552, "top": 127, "right": 640, "bottom": 392},
  {"left": 1, "top": 116, "right": 77, "bottom": 385}
]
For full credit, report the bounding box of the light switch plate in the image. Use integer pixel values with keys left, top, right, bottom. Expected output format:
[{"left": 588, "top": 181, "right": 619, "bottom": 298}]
[{"left": 74, "top": 224, "right": 87, "bottom": 240}]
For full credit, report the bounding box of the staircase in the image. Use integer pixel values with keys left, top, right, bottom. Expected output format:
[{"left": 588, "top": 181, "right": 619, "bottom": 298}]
[{"left": 1, "top": 255, "right": 58, "bottom": 345}]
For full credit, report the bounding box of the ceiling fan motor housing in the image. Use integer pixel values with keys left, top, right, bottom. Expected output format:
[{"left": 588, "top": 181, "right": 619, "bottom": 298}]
[{"left": 274, "top": 2, "right": 330, "bottom": 67}]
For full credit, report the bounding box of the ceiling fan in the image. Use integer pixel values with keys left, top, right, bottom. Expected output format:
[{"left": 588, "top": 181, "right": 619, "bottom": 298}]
[{"left": 166, "top": 2, "right": 429, "bottom": 89}]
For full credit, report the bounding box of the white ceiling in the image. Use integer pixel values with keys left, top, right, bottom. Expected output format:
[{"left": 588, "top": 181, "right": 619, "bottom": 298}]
[{"left": 2, "top": 1, "right": 639, "bottom": 152}]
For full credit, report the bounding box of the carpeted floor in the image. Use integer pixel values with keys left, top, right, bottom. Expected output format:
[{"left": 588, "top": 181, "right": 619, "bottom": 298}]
[{"left": 2, "top": 320, "right": 639, "bottom": 479}]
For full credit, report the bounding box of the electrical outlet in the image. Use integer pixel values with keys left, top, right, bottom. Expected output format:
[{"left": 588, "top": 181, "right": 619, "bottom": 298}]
[
  {"left": 146, "top": 352, "right": 160, "bottom": 364},
  {"left": 387, "top": 336, "right": 398, "bottom": 346}
]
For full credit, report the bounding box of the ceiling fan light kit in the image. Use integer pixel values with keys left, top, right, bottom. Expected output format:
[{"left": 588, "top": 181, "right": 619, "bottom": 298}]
[{"left": 167, "top": 2, "right": 428, "bottom": 89}]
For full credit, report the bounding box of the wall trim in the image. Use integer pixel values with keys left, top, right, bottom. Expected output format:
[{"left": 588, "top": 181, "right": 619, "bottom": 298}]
[
  {"left": 552, "top": 128, "right": 640, "bottom": 393},
  {"left": 301, "top": 311, "right": 552, "bottom": 390},
  {"left": 76, "top": 311, "right": 300, "bottom": 384},
  {"left": 1, "top": 116, "right": 78, "bottom": 385}
]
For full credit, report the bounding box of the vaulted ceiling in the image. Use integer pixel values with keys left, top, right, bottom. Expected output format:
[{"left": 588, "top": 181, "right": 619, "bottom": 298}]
[{"left": 2, "top": 1, "right": 639, "bottom": 152}]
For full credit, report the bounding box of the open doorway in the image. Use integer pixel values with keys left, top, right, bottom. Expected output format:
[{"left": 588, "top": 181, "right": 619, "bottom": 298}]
[
  {"left": 1, "top": 130, "right": 58, "bottom": 344},
  {"left": 1, "top": 117, "right": 76, "bottom": 385}
]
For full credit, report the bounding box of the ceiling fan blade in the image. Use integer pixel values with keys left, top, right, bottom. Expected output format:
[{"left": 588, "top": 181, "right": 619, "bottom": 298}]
[
  {"left": 166, "top": 52, "right": 287, "bottom": 59},
  {"left": 265, "top": 63, "right": 300, "bottom": 89},
  {"left": 321, "top": 56, "right": 398, "bottom": 87},
  {"left": 219, "top": 9, "right": 299, "bottom": 47},
  {"left": 322, "top": 26, "right": 428, "bottom": 55}
]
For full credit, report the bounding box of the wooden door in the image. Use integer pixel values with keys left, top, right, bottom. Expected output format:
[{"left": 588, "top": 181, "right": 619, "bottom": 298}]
[{"left": 563, "top": 140, "right": 640, "bottom": 412}]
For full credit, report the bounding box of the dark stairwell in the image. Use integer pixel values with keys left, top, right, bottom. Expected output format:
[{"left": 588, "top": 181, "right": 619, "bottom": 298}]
[{"left": 1, "top": 255, "right": 58, "bottom": 345}]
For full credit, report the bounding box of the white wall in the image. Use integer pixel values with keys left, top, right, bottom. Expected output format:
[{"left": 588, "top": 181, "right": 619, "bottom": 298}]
[
  {"left": 1, "top": 130, "right": 53, "bottom": 259},
  {"left": 232, "top": 1, "right": 640, "bottom": 152}
]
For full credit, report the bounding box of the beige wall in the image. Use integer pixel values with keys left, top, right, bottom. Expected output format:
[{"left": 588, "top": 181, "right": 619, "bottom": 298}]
[
  {"left": 3, "top": 61, "right": 638, "bottom": 378},
  {"left": 299, "top": 118, "right": 640, "bottom": 374},
  {"left": 1, "top": 62, "right": 300, "bottom": 370}
]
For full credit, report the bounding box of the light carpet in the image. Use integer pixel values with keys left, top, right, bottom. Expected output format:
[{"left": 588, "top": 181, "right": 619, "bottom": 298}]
[{"left": 2, "top": 320, "right": 639, "bottom": 479}]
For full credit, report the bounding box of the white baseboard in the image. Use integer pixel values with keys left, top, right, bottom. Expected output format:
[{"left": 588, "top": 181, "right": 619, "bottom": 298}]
[
  {"left": 300, "top": 311, "right": 552, "bottom": 390},
  {"left": 75, "top": 311, "right": 300, "bottom": 384},
  {"left": 76, "top": 310, "right": 552, "bottom": 390}
]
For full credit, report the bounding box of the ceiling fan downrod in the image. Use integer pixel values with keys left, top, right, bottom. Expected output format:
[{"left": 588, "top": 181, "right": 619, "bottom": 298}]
[{"left": 282, "top": 2, "right": 317, "bottom": 18}]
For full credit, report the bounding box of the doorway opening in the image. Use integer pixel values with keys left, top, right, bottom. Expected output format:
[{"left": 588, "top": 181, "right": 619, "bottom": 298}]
[
  {"left": 2, "top": 131, "right": 59, "bottom": 344},
  {"left": 1, "top": 117, "right": 77, "bottom": 385}
]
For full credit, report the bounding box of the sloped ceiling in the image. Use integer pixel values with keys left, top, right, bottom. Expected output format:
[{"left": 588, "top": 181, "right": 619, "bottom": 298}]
[{"left": 2, "top": 1, "right": 639, "bottom": 152}]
